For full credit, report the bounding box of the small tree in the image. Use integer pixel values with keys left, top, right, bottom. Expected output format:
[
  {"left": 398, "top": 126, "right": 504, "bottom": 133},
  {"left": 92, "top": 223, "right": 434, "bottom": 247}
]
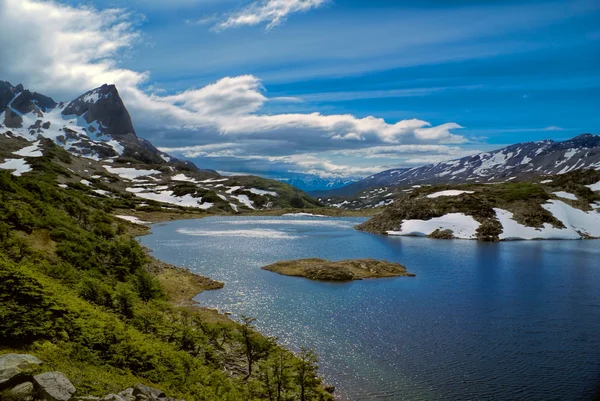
[
  {"left": 294, "top": 347, "right": 319, "bottom": 401},
  {"left": 258, "top": 350, "right": 293, "bottom": 401},
  {"left": 113, "top": 283, "right": 137, "bottom": 319},
  {"left": 239, "top": 315, "right": 274, "bottom": 380},
  {"left": 135, "top": 270, "right": 162, "bottom": 302}
]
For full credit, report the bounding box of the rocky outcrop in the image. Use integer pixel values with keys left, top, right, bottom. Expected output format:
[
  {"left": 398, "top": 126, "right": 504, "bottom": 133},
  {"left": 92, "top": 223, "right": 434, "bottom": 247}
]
[
  {"left": 262, "top": 258, "right": 415, "bottom": 281},
  {"left": 0, "top": 354, "right": 183, "bottom": 401},
  {"left": 33, "top": 372, "right": 77, "bottom": 401},
  {"left": 62, "top": 85, "right": 135, "bottom": 142}
]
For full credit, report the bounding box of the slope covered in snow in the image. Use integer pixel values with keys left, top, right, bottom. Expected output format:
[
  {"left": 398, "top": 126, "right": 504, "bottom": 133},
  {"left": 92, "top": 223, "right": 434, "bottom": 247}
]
[
  {"left": 317, "top": 134, "right": 600, "bottom": 201},
  {"left": 357, "top": 170, "right": 600, "bottom": 241}
]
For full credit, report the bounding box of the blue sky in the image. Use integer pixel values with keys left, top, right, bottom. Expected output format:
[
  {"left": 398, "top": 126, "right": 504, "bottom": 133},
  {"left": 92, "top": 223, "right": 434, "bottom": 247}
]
[{"left": 1, "top": 0, "right": 599, "bottom": 179}]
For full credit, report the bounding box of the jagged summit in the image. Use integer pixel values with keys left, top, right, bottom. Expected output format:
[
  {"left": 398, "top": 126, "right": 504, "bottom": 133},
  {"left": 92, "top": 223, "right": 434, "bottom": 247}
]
[
  {"left": 0, "top": 80, "right": 184, "bottom": 166},
  {"left": 62, "top": 84, "right": 137, "bottom": 142}
]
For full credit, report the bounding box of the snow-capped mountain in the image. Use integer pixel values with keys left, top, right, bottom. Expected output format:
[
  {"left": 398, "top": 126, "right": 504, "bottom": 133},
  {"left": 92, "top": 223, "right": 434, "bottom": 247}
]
[
  {"left": 0, "top": 80, "right": 319, "bottom": 213},
  {"left": 0, "top": 80, "right": 199, "bottom": 169},
  {"left": 317, "top": 134, "right": 600, "bottom": 198},
  {"left": 278, "top": 174, "right": 357, "bottom": 192}
]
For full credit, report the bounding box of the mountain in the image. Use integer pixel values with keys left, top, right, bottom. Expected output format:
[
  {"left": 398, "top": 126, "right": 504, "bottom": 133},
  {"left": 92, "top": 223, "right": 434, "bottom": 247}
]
[
  {"left": 0, "top": 80, "right": 197, "bottom": 169},
  {"left": 315, "top": 134, "right": 600, "bottom": 200},
  {"left": 278, "top": 174, "right": 357, "bottom": 192},
  {"left": 0, "top": 80, "right": 319, "bottom": 212}
]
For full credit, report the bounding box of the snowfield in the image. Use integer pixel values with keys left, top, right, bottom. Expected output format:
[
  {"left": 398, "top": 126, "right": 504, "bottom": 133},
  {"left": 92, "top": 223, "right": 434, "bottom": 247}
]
[
  {"left": 387, "top": 213, "right": 480, "bottom": 239},
  {"left": 0, "top": 158, "right": 32, "bottom": 176},
  {"left": 125, "top": 188, "right": 213, "bottom": 209},
  {"left": 115, "top": 215, "right": 149, "bottom": 225},
  {"left": 494, "top": 208, "right": 579, "bottom": 240},
  {"left": 426, "top": 190, "right": 475, "bottom": 199},
  {"left": 104, "top": 166, "right": 162, "bottom": 180},
  {"left": 542, "top": 200, "right": 600, "bottom": 238},
  {"left": 13, "top": 141, "right": 43, "bottom": 157},
  {"left": 386, "top": 200, "right": 600, "bottom": 241}
]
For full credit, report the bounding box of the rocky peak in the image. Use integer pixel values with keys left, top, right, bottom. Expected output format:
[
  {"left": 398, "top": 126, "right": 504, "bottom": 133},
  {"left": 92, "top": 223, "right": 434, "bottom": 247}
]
[{"left": 62, "top": 84, "right": 137, "bottom": 142}]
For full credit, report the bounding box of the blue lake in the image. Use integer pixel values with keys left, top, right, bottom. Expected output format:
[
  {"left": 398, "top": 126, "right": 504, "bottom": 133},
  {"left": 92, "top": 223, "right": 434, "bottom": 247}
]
[{"left": 140, "top": 215, "right": 600, "bottom": 400}]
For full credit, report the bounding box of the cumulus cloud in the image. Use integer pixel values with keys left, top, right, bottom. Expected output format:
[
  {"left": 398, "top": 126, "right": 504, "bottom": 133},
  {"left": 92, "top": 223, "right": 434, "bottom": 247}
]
[
  {"left": 0, "top": 0, "right": 470, "bottom": 178},
  {"left": 216, "top": 0, "right": 327, "bottom": 30}
]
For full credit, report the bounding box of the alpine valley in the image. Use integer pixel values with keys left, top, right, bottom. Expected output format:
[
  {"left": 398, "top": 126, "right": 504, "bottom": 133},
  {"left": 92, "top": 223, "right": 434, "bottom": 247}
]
[{"left": 1, "top": 80, "right": 600, "bottom": 242}]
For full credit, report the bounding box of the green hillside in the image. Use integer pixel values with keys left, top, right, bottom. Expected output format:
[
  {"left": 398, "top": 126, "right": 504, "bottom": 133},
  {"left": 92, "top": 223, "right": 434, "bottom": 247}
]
[{"left": 0, "top": 165, "right": 333, "bottom": 400}]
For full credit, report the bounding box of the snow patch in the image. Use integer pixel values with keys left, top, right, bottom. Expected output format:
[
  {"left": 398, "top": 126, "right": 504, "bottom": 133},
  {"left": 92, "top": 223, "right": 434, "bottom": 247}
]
[
  {"left": 246, "top": 188, "right": 278, "bottom": 197},
  {"left": 426, "top": 190, "right": 475, "bottom": 199},
  {"left": 553, "top": 191, "right": 578, "bottom": 201},
  {"left": 172, "top": 174, "right": 197, "bottom": 183},
  {"left": 115, "top": 215, "right": 149, "bottom": 225},
  {"left": 387, "top": 213, "right": 480, "bottom": 239}
]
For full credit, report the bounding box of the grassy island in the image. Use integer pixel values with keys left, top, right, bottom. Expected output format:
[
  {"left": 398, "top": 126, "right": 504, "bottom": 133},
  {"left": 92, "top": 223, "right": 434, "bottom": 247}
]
[{"left": 262, "top": 258, "right": 415, "bottom": 281}]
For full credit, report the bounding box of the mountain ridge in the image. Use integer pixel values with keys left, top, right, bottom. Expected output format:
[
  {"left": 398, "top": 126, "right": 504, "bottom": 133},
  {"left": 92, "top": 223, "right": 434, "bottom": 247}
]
[{"left": 313, "top": 134, "right": 600, "bottom": 200}]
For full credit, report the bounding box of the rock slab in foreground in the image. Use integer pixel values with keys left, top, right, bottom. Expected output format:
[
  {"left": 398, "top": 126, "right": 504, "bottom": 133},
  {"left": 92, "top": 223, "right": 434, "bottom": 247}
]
[
  {"left": 262, "top": 258, "right": 415, "bottom": 282},
  {"left": 33, "top": 371, "right": 76, "bottom": 401}
]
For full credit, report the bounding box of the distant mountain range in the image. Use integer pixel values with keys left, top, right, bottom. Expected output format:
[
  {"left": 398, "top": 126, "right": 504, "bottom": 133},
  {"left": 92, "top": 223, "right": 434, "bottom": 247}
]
[
  {"left": 312, "top": 134, "right": 600, "bottom": 199},
  {"left": 277, "top": 174, "right": 357, "bottom": 192}
]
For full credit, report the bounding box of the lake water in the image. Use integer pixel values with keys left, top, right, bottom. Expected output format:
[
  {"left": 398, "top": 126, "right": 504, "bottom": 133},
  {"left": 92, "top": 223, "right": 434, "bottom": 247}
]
[{"left": 140, "top": 215, "right": 600, "bottom": 400}]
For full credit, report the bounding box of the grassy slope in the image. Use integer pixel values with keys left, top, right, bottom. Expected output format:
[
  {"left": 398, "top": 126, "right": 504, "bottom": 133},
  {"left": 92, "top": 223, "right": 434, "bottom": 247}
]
[
  {"left": 0, "top": 146, "right": 333, "bottom": 400},
  {"left": 357, "top": 170, "right": 600, "bottom": 241}
]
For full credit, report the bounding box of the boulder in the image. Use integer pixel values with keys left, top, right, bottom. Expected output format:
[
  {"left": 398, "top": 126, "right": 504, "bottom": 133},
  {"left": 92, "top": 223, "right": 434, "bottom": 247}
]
[
  {"left": 132, "top": 384, "right": 165, "bottom": 400},
  {"left": 0, "top": 354, "right": 43, "bottom": 389},
  {"left": 33, "top": 371, "right": 76, "bottom": 401},
  {"left": 2, "top": 381, "right": 35, "bottom": 401}
]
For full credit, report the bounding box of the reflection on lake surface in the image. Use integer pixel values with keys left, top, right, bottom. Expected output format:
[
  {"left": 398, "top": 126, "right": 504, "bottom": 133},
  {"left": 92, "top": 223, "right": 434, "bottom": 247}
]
[{"left": 140, "top": 215, "right": 600, "bottom": 400}]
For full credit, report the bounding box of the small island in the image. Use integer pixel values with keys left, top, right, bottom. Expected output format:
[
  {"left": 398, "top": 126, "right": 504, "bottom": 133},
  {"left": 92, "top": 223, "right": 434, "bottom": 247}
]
[{"left": 261, "top": 258, "right": 415, "bottom": 282}]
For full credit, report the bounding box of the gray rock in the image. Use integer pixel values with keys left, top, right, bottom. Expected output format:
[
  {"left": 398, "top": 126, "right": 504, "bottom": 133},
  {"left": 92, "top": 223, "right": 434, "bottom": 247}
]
[
  {"left": 0, "top": 354, "right": 43, "bottom": 389},
  {"left": 132, "top": 384, "right": 165, "bottom": 399},
  {"left": 33, "top": 371, "right": 76, "bottom": 401},
  {"left": 118, "top": 387, "right": 135, "bottom": 401},
  {"left": 2, "top": 381, "right": 35, "bottom": 401},
  {"left": 104, "top": 394, "right": 126, "bottom": 401}
]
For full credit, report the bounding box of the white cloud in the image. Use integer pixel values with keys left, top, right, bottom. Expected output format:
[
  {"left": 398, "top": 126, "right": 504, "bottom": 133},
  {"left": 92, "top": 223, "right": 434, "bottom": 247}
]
[
  {"left": 0, "top": 0, "right": 469, "bottom": 178},
  {"left": 543, "top": 126, "right": 564, "bottom": 131},
  {"left": 216, "top": 0, "right": 327, "bottom": 30}
]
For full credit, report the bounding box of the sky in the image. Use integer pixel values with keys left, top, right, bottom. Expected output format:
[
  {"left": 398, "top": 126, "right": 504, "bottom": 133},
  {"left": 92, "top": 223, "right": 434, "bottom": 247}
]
[{"left": 0, "top": 0, "right": 598, "bottom": 180}]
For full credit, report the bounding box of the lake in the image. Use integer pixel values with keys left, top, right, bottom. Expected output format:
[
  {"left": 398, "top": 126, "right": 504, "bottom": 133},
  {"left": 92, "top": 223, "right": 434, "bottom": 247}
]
[{"left": 140, "top": 215, "right": 600, "bottom": 400}]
